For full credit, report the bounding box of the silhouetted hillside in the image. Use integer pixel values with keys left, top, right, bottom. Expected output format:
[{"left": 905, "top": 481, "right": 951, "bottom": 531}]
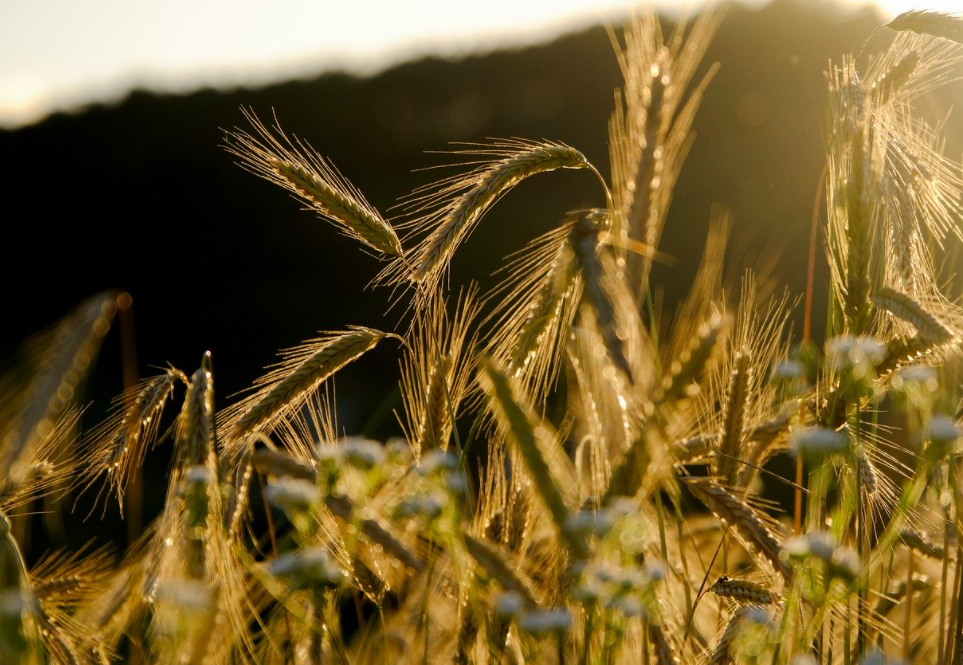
[{"left": 4, "top": 0, "right": 951, "bottom": 443}]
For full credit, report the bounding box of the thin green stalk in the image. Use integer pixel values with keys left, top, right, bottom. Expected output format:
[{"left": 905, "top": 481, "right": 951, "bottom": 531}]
[
  {"left": 844, "top": 597, "right": 851, "bottom": 665},
  {"left": 905, "top": 549, "right": 914, "bottom": 662},
  {"left": 945, "top": 539, "right": 963, "bottom": 663},
  {"left": 940, "top": 463, "right": 953, "bottom": 664},
  {"left": 580, "top": 605, "right": 594, "bottom": 665},
  {"left": 422, "top": 541, "right": 435, "bottom": 665},
  {"left": 673, "top": 501, "right": 694, "bottom": 628},
  {"left": 855, "top": 412, "right": 866, "bottom": 657},
  {"left": 642, "top": 619, "right": 650, "bottom": 665},
  {"left": 655, "top": 492, "right": 669, "bottom": 562}
]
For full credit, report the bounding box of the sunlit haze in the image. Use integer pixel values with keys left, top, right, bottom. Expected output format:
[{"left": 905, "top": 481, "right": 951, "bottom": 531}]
[{"left": 0, "top": 0, "right": 958, "bottom": 128}]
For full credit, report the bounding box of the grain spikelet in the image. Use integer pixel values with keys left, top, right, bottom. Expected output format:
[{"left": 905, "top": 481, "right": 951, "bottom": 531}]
[
  {"left": 394, "top": 139, "right": 603, "bottom": 295},
  {"left": 250, "top": 446, "right": 425, "bottom": 572},
  {"left": 478, "top": 358, "right": 588, "bottom": 559},
  {"left": 659, "top": 311, "right": 725, "bottom": 403},
  {"left": 506, "top": 233, "right": 577, "bottom": 373},
  {"left": 179, "top": 363, "right": 215, "bottom": 465},
  {"left": 870, "top": 51, "right": 919, "bottom": 106},
  {"left": 325, "top": 494, "right": 425, "bottom": 573},
  {"left": 648, "top": 621, "right": 680, "bottom": 665},
  {"left": 227, "top": 327, "right": 387, "bottom": 442},
  {"left": 672, "top": 434, "right": 715, "bottom": 464},
  {"left": 463, "top": 535, "right": 539, "bottom": 608},
  {"left": 26, "top": 546, "right": 118, "bottom": 662},
  {"left": 716, "top": 352, "right": 751, "bottom": 485},
  {"left": 32, "top": 576, "right": 83, "bottom": 601},
  {"left": 873, "top": 575, "right": 930, "bottom": 617},
  {"left": 877, "top": 335, "right": 938, "bottom": 377},
  {"left": 226, "top": 444, "right": 254, "bottom": 538},
  {"left": 224, "top": 109, "right": 402, "bottom": 256},
  {"left": 485, "top": 221, "right": 581, "bottom": 408},
  {"left": 3, "top": 291, "right": 118, "bottom": 465},
  {"left": 826, "top": 61, "right": 877, "bottom": 334},
  {"left": 454, "top": 597, "right": 480, "bottom": 665},
  {"left": 683, "top": 477, "right": 791, "bottom": 581},
  {"left": 74, "top": 558, "right": 145, "bottom": 658},
  {"left": 856, "top": 446, "right": 879, "bottom": 497},
  {"left": 872, "top": 287, "right": 954, "bottom": 343},
  {"left": 887, "top": 11, "right": 963, "bottom": 46},
  {"left": 0, "top": 409, "right": 79, "bottom": 512},
  {"left": 29, "top": 545, "right": 115, "bottom": 606},
  {"left": 80, "top": 368, "right": 184, "bottom": 509},
  {"left": 608, "top": 7, "right": 724, "bottom": 293},
  {"left": 710, "top": 576, "right": 776, "bottom": 605},
  {"left": 706, "top": 610, "right": 741, "bottom": 665},
  {"left": 251, "top": 447, "right": 316, "bottom": 481},
  {"left": 900, "top": 529, "right": 945, "bottom": 559},
  {"left": 400, "top": 289, "right": 479, "bottom": 455},
  {"left": 570, "top": 210, "right": 632, "bottom": 380}
]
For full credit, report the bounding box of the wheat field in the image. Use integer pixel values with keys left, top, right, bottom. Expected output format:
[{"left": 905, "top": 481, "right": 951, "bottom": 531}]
[{"left": 2, "top": 5, "right": 963, "bottom": 664}]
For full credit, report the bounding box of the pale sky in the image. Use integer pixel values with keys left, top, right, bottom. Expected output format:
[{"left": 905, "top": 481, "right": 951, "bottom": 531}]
[{"left": 0, "top": 0, "right": 957, "bottom": 129}]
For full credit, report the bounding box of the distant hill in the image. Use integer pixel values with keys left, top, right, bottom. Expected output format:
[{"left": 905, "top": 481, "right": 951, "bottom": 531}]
[{"left": 2, "top": 0, "right": 944, "bottom": 438}]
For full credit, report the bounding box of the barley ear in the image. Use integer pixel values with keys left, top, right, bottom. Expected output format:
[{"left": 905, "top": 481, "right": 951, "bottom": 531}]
[
  {"left": 224, "top": 109, "right": 403, "bottom": 257},
  {"left": 870, "top": 51, "right": 919, "bottom": 106},
  {"left": 716, "top": 352, "right": 751, "bottom": 485},
  {"left": 710, "top": 576, "right": 777, "bottom": 605},
  {"left": 463, "top": 535, "right": 539, "bottom": 608},
  {"left": 886, "top": 11, "right": 963, "bottom": 46},
  {"left": 227, "top": 327, "right": 387, "bottom": 442},
  {"left": 900, "top": 529, "right": 945, "bottom": 559},
  {"left": 648, "top": 621, "right": 681, "bottom": 665},
  {"left": 659, "top": 312, "right": 726, "bottom": 403},
  {"left": 179, "top": 361, "right": 215, "bottom": 466},
  {"left": 402, "top": 140, "right": 607, "bottom": 295},
  {"left": 602, "top": 431, "right": 651, "bottom": 502},
  {"left": 570, "top": 210, "right": 633, "bottom": 380},
  {"left": 9, "top": 291, "right": 118, "bottom": 464},
  {"left": 478, "top": 358, "right": 588, "bottom": 560},
  {"left": 706, "top": 609, "right": 744, "bottom": 665},
  {"left": 81, "top": 368, "right": 184, "bottom": 510},
  {"left": 872, "top": 287, "right": 954, "bottom": 343},
  {"left": 684, "top": 477, "right": 792, "bottom": 581}
]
